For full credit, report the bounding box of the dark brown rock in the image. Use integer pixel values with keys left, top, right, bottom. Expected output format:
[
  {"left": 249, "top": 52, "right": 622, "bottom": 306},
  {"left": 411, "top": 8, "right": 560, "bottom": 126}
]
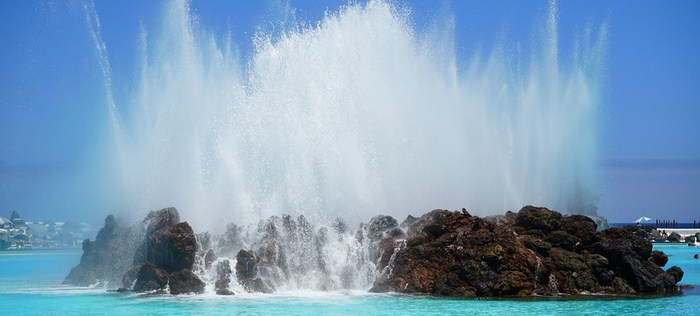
[
  {"left": 494, "top": 270, "right": 532, "bottom": 295},
  {"left": 370, "top": 206, "right": 683, "bottom": 297},
  {"left": 371, "top": 208, "right": 540, "bottom": 296},
  {"left": 375, "top": 237, "right": 397, "bottom": 271},
  {"left": 130, "top": 209, "right": 203, "bottom": 295},
  {"left": 132, "top": 263, "right": 204, "bottom": 294},
  {"left": 514, "top": 205, "right": 562, "bottom": 233},
  {"left": 561, "top": 214, "right": 598, "bottom": 246},
  {"left": 521, "top": 235, "right": 551, "bottom": 255},
  {"left": 544, "top": 230, "right": 580, "bottom": 251},
  {"left": 169, "top": 269, "right": 205, "bottom": 294},
  {"left": 216, "top": 288, "right": 235, "bottom": 295},
  {"left": 146, "top": 222, "right": 197, "bottom": 274},
  {"left": 133, "top": 262, "right": 170, "bottom": 292},
  {"left": 405, "top": 209, "right": 453, "bottom": 237}
]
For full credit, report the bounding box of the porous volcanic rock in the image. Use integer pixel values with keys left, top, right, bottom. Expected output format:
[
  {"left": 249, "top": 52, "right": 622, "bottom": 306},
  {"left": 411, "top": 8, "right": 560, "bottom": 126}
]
[
  {"left": 370, "top": 206, "right": 683, "bottom": 296},
  {"left": 145, "top": 222, "right": 197, "bottom": 273}
]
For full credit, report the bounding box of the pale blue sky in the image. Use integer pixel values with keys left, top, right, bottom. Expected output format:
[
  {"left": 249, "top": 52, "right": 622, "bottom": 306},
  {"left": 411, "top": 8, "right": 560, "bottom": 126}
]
[{"left": 0, "top": 0, "right": 698, "bottom": 224}]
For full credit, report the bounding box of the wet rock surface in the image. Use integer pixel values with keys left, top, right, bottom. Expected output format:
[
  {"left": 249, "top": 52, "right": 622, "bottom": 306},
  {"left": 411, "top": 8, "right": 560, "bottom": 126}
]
[
  {"left": 131, "top": 208, "right": 203, "bottom": 294},
  {"left": 230, "top": 213, "right": 376, "bottom": 293},
  {"left": 370, "top": 206, "right": 683, "bottom": 296},
  {"left": 235, "top": 249, "right": 275, "bottom": 293},
  {"left": 366, "top": 215, "right": 400, "bottom": 241},
  {"left": 66, "top": 205, "right": 682, "bottom": 297},
  {"left": 145, "top": 222, "right": 197, "bottom": 274},
  {"left": 132, "top": 262, "right": 170, "bottom": 293},
  {"left": 63, "top": 215, "right": 143, "bottom": 286},
  {"left": 215, "top": 260, "right": 235, "bottom": 295},
  {"left": 168, "top": 269, "right": 205, "bottom": 295},
  {"left": 144, "top": 207, "right": 180, "bottom": 237},
  {"left": 131, "top": 262, "right": 204, "bottom": 294},
  {"left": 65, "top": 207, "right": 204, "bottom": 294}
]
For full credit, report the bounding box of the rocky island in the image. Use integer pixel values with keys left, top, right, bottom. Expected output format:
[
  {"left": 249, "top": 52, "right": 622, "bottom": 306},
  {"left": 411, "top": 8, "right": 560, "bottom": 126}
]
[
  {"left": 64, "top": 206, "right": 683, "bottom": 296},
  {"left": 371, "top": 206, "right": 682, "bottom": 295}
]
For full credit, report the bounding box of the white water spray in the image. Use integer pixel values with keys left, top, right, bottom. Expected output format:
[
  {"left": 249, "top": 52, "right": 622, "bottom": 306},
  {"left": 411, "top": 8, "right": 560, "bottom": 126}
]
[{"left": 92, "top": 0, "right": 606, "bottom": 233}]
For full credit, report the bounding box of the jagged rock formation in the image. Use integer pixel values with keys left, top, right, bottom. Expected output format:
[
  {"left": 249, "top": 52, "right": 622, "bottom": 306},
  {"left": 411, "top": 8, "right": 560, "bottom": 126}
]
[
  {"left": 63, "top": 215, "right": 142, "bottom": 286},
  {"left": 369, "top": 206, "right": 683, "bottom": 296},
  {"left": 65, "top": 207, "right": 204, "bottom": 294},
  {"left": 127, "top": 208, "right": 204, "bottom": 294},
  {"left": 66, "top": 205, "right": 683, "bottom": 297}
]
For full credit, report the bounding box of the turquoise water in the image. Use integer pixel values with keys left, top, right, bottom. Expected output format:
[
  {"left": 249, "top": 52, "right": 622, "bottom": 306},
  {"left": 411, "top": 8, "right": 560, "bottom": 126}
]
[{"left": 1, "top": 246, "right": 698, "bottom": 315}]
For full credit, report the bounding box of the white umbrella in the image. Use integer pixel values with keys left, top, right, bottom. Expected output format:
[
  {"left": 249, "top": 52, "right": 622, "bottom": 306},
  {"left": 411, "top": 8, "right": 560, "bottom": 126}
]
[{"left": 635, "top": 216, "right": 652, "bottom": 223}]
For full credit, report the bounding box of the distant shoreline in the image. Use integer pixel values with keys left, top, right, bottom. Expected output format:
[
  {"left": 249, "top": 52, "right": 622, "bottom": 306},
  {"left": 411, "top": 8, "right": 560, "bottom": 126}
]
[
  {"left": 0, "top": 247, "right": 82, "bottom": 252},
  {"left": 609, "top": 223, "right": 699, "bottom": 229}
]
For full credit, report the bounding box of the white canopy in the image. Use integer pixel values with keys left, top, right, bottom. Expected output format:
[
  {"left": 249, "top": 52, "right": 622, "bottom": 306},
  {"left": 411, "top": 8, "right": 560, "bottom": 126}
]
[{"left": 635, "top": 216, "right": 653, "bottom": 223}]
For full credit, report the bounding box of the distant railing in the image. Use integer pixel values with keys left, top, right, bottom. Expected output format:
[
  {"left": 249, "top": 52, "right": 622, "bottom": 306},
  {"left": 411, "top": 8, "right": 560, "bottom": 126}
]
[{"left": 655, "top": 219, "right": 700, "bottom": 229}]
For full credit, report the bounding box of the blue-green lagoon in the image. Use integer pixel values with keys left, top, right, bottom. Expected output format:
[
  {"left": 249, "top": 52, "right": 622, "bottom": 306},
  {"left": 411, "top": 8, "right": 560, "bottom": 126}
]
[
  {"left": 1, "top": 245, "right": 698, "bottom": 315},
  {"left": 0, "top": 0, "right": 694, "bottom": 314}
]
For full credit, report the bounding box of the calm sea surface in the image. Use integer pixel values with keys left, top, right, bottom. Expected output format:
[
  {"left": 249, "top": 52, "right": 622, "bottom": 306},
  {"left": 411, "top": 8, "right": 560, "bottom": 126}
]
[{"left": 1, "top": 245, "right": 698, "bottom": 315}]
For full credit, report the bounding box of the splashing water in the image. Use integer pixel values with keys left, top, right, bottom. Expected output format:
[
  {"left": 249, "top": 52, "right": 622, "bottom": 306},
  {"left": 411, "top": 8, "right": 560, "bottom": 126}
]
[
  {"left": 91, "top": 0, "right": 607, "bottom": 233},
  {"left": 194, "top": 214, "right": 381, "bottom": 292}
]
